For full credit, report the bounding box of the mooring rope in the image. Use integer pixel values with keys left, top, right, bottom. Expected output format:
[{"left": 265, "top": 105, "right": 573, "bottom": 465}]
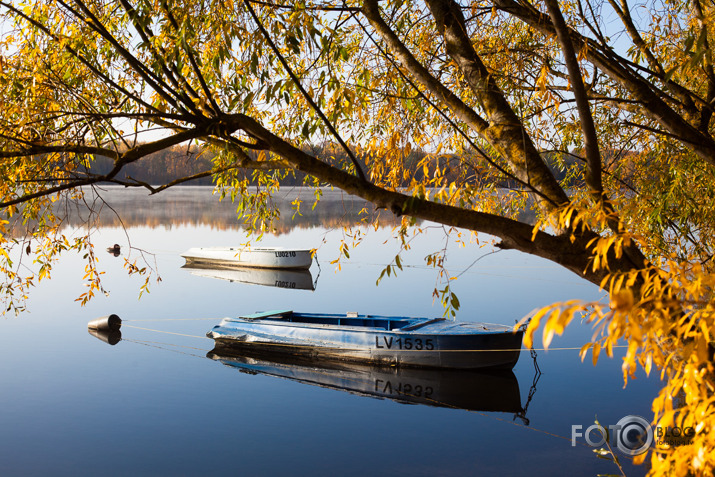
[
  {"left": 122, "top": 323, "right": 627, "bottom": 353},
  {"left": 119, "top": 334, "right": 596, "bottom": 452},
  {"left": 125, "top": 338, "right": 212, "bottom": 352},
  {"left": 313, "top": 252, "right": 321, "bottom": 289},
  {"left": 122, "top": 339, "right": 210, "bottom": 360},
  {"left": 122, "top": 324, "right": 212, "bottom": 340},
  {"left": 123, "top": 318, "right": 219, "bottom": 322}
]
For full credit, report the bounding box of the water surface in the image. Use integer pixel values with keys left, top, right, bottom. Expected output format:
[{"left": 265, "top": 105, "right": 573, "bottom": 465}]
[{"left": 0, "top": 187, "right": 661, "bottom": 476}]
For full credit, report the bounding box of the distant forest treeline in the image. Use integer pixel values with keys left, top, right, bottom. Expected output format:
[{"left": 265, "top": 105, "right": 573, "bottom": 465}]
[
  {"left": 89, "top": 146, "right": 217, "bottom": 186},
  {"left": 88, "top": 144, "right": 584, "bottom": 187}
]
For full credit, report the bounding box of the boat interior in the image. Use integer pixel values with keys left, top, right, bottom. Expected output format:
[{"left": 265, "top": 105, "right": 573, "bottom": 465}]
[
  {"left": 246, "top": 311, "right": 425, "bottom": 331},
  {"left": 285, "top": 315, "right": 414, "bottom": 330}
]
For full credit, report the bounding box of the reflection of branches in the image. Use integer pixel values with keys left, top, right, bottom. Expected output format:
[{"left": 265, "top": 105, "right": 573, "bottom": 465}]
[
  {"left": 88, "top": 185, "right": 160, "bottom": 280},
  {"left": 3, "top": 187, "right": 400, "bottom": 237}
]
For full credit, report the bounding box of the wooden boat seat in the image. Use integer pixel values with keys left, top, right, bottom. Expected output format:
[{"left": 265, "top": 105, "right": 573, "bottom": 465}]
[{"left": 399, "top": 317, "right": 447, "bottom": 331}]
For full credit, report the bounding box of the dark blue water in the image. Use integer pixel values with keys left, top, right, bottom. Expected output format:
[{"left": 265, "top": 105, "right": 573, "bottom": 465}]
[{"left": 0, "top": 187, "right": 661, "bottom": 476}]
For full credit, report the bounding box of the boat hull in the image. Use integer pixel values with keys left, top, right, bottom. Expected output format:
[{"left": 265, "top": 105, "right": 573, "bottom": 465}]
[
  {"left": 181, "top": 247, "right": 312, "bottom": 270},
  {"left": 208, "top": 312, "right": 523, "bottom": 370}
]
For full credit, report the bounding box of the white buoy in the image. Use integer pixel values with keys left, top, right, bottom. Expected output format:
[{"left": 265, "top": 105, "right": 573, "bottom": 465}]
[{"left": 87, "top": 314, "right": 122, "bottom": 331}]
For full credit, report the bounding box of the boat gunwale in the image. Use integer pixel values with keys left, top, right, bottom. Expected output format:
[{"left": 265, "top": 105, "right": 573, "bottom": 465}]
[
  {"left": 219, "top": 316, "right": 518, "bottom": 335},
  {"left": 181, "top": 246, "right": 313, "bottom": 255}
]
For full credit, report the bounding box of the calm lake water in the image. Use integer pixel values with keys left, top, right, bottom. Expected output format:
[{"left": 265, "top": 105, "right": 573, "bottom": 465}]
[{"left": 0, "top": 186, "right": 661, "bottom": 476}]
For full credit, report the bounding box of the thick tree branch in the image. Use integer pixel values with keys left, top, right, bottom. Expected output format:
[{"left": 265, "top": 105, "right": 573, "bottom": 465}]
[
  {"left": 223, "top": 112, "right": 639, "bottom": 283},
  {"left": 351, "top": 11, "right": 550, "bottom": 200},
  {"left": 361, "top": 0, "right": 490, "bottom": 134},
  {"left": 542, "top": 0, "right": 603, "bottom": 199},
  {"left": 363, "top": 0, "right": 570, "bottom": 210}
]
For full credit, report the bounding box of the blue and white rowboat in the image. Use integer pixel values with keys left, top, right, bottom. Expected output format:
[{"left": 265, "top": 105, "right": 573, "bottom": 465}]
[{"left": 207, "top": 310, "right": 525, "bottom": 369}]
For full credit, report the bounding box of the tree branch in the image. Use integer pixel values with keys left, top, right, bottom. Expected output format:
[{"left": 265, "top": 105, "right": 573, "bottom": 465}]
[
  {"left": 243, "top": 0, "right": 368, "bottom": 183},
  {"left": 363, "top": 0, "right": 570, "bottom": 210},
  {"left": 62, "top": 0, "right": 196, "bottom": 115},
  {"left": 542, "top": 0, "right": 603, "bottom": 198},
  {"left": 159, "top": 0, "right": 222, "bottom": 116},
  {"left": 0, "top": 0, "right": 159, "bottom": 115},
  {"left": 117, "top": 0, "right": 202, "bottom": 110},
  {"left": 494, "top": 0, "right": 715, "bottom": 167},
  {"left": 1, "top": 121, "right": 224, "bottom": 208},
  {"left": 223, "top": 112, "right": 631, "bottom": 283}
]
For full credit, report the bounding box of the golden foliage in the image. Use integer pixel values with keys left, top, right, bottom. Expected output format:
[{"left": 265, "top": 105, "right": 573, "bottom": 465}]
[
  {"left": 522, "top": 205, "right": 715, "bottom": 474},
  {"left": 2, "top": 0, "right": 715, "bottom": 473}
]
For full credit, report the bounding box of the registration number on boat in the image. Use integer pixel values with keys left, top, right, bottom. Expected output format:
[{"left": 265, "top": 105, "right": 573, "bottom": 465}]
[
  {"left": 274, "top": 251, "right": 297, "bottom": 257},
  {"left": 375, "top": 336, "right": 434, "bottom": 350}
]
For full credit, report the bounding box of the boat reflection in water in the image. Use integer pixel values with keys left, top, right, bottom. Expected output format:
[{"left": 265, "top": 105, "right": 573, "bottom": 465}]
[
  {"left": 208, "top": 347, "right": 526, "bottom": 415},
  {"left": 181, "top": 264, "right": 315, "bottom": 291}
]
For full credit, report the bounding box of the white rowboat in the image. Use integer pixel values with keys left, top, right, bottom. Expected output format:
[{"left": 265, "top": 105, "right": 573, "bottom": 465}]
[{"left": 180, "top": 247, "right": 312, "bottom": 270}]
